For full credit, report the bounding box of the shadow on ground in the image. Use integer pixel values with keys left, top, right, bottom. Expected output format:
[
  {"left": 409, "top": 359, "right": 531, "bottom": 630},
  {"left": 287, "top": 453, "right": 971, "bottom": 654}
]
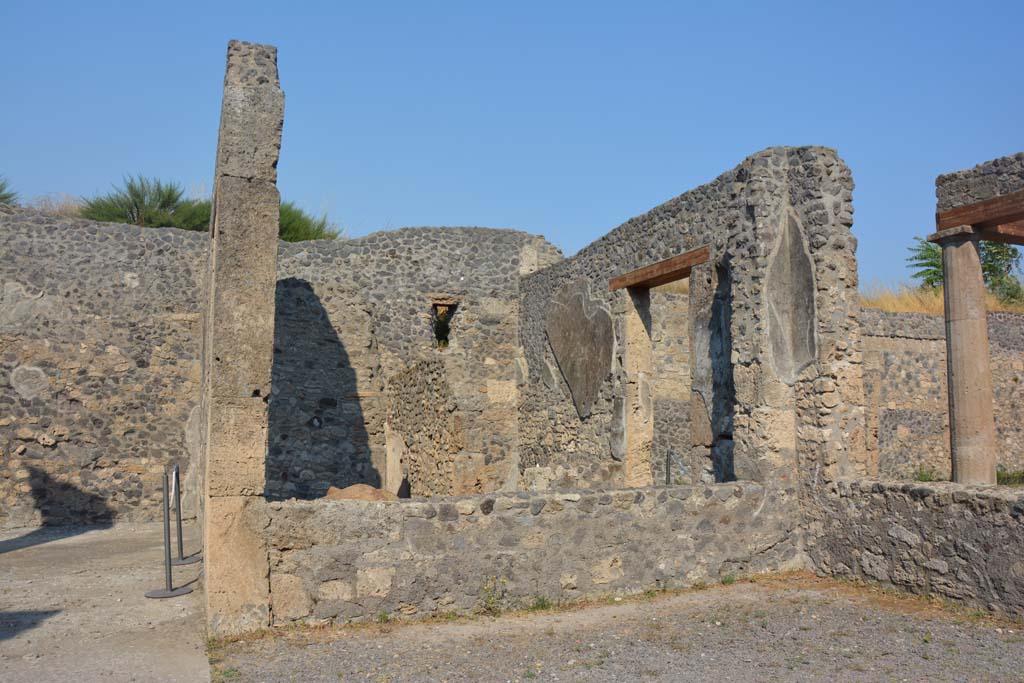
[
  {"left": 0, "top": 467, "right": 113, "bottom": 555},
  {"left": 0, "top": 610, "right": 60, "bottom": 642}
]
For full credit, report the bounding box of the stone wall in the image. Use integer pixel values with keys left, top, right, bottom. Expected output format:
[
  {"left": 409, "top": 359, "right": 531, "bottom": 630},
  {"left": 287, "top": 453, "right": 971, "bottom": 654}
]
[
  {"left": 0, "top": 203, "right": 562, "bottom": 528},
  {"left": 263, "top": 482, "right": 801, "bottom": 625},
  {"left": 860, "top": 309, "right": 1024, "bottom": 479},
  {"left": 936, "top": 151, "right": 1024, "bottom": 212},
  {"left": 265, "top": 277, "right": 386, "bottom": 500},
  {"left": 274, "top": 228, "right": 561, "bottom": 497},
  {"left": 0, "top": 206, "right": 206, "bottom": 528},
  {"left": 9, "top": 144, "right": 1024, "bottom": 530},
  {"left": 518, "top": 146, "right": 867, "bottom": 496},
  {"left": 384, "top": 358, "right": 461, "bottom": 496},
  {"left": 808, "top": 479, "right": 1024, "bottom": 617},
  {"left": 650, "top": 288, "right": 691, "bottom": 484}
]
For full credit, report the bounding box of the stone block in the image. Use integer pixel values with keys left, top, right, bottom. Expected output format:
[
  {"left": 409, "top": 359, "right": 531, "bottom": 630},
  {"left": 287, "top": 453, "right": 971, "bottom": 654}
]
[
  {"left": 319, "top": 579, "right": 355, "bottom": 602},
  {"left": 356, "top": 567, "right": 395, "bottom": 598},
  {"left": 206, "top": 176, "right": 280, "bottom": 400},
  {"left": 216, "top": 85, "right": 284, "bottom": 182},
  {"left": 205, "top": 496, "right": 270, "bottom": 635},
  {"left": 591, "top": 555, "right": 624, "bottom": 585},
  {"left": 271, "top": 574, "right": 312, "bottom": 622},
  {"left": 486, "top": 379, "right": 517, "bottom": 404},
  {"left": 205, "top": 399, "right": 269, "bottom": 497},
  {"left": 215, "top": 41, "right": 283, "bottom": 181}
]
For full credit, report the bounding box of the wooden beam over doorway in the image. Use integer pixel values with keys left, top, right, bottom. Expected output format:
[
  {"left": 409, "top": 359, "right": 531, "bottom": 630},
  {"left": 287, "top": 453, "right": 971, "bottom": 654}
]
[{"left": 608, "top": 245, "right": 710, "bottom": 292}]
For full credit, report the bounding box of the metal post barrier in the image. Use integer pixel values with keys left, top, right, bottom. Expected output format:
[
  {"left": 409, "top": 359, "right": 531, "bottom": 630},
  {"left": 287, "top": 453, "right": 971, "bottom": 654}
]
[
  {"left": 171, "top": 464, "right": 201, "bottom": 566},
  {"left": 666, "top": 448, "right": 690, "bottom": 486},
  {"left": 145, "top": 470, "right": 194, "bottom": 599}
]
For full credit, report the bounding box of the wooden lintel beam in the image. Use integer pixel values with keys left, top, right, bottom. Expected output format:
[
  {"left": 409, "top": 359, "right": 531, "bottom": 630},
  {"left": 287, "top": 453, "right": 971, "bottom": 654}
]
[
  {"left": 935, "top": 188, "right": 1024, "bottom": 231},
  {"left": 979, "top": 222, "right": 1024, "bottom": 246},
  {"left": 609, "top": 246, "right": 710, "bottom": 291},
  {"left": 928, "top": 220, "right": 1024, "bottom": 247}
]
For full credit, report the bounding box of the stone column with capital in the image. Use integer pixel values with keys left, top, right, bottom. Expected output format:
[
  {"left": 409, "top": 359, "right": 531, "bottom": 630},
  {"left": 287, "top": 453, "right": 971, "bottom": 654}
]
[{"left": 937, "top": 231, "right": 997, "bottom": 485}]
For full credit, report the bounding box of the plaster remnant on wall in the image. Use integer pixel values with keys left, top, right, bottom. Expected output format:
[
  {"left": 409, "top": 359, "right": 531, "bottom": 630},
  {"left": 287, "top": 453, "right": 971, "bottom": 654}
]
[
  {"left": 10, "top": 366, "right": 49, "bottom": 401},
  {"left": 545, "top": 279, "right": 613, "bottom": 419},
  {"left": 0, "top": 281, "right": 67, "bottom": 332},
  {"left": 766, "top": 211, "right": 817, "bottom": 385}
]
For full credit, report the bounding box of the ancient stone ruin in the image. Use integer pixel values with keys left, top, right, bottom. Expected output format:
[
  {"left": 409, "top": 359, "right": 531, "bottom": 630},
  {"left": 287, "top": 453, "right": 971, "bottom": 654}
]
[{"left": 1, "top": 41, "right": 1022, "bottom": 636}]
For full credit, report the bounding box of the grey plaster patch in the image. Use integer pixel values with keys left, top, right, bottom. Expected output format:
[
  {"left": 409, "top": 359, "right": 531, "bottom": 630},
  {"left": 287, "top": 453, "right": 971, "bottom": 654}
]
[
  {"left": 10, "top": 365, "right": 49, "bottom": 400},
  {"left": 766, "top": 211, "right": 817, "bottom": 385},
  {"left": 545, "top": 279, "right": 613, "bottom": 419},
  {"left": 185, "top": 405, "right": 202, "bottom": 461},
  {"left": 0, "top": 281, "right": 67, "bottom": 332}
]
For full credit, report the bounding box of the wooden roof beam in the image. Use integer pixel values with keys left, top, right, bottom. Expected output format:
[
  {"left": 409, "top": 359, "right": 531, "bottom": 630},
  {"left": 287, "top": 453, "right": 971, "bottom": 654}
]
[
  {"left": 935, "top": 188, "right": 1024, "bottom": 232},
  {"left": 928, "top": 220, "right": 1024, "bottom": 247},
  {"left": 608, "top": 246, "right": 710, "bottom": 291}
]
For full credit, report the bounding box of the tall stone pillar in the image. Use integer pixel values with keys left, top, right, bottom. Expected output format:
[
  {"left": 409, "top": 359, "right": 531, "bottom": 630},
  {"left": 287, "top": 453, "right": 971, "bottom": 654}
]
[
  {"left": 201, "top": 40, "right": 284, "bottom": 635},
  {"left": 623, "top": 288, "right": 654, "bottom": 487},
  {"left": 939, "top": 233, "right": 997, "bottom": 485}
]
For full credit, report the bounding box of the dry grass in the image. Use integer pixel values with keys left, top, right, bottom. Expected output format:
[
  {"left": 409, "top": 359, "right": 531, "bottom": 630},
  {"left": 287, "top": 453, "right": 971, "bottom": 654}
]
[
  {"left": 29, "top": 192, "right": 82, "bottom": 217},
  {"left": 652, "top": 279, "right": 690, "bottom": 294},
  {"left": 997, "top": 470, "right": 1024, "bottom": 487},
  {"left": 860, "top": 283, "right": 1024, "bottom": 315}
]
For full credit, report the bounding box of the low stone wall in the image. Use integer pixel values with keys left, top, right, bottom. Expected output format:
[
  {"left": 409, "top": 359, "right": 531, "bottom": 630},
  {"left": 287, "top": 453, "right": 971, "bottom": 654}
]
[
  {"left": 809, "top": 479, "right": 1024, "bottom": 617},
  {"left": 264, "top": 482, "right": 801, "bottom": 625}
]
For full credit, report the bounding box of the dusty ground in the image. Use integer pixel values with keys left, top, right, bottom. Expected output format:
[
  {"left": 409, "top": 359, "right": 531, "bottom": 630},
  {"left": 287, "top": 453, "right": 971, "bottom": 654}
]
[
  {"left": 0, "top": 522, "right": 209, "bottom": 683},
  {"left": 214, "top": 574, "right": 1024, "bottom": 683},
  {"left": 3, "top": 526, "right": 1023, "bottom": 683}
]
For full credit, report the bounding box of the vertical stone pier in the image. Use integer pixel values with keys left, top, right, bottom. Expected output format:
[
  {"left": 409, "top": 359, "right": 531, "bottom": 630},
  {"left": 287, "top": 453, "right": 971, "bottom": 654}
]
[
  {"left": 938, "top": 233, "right": 997, "bottom": 484},
  {"left": 201, "top": 40, "right": 284, "bottom": 635},
  {"left": 622, "top": 288, "right": 654, "bottom": 487}
]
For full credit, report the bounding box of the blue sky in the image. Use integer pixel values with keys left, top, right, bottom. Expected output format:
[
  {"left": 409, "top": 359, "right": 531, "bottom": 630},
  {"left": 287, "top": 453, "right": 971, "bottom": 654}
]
[{"left": 2, "top": 0, "right": 1021, "bottom": 283}]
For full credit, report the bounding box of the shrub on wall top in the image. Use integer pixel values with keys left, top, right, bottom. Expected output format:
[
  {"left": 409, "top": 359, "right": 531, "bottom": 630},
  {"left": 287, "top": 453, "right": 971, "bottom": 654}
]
[
  {"left": 80, "top": 175, "right": 340, "bottom": 242},
  {"left": 0, "top": 176, "right": 18, "bottom": 206}
]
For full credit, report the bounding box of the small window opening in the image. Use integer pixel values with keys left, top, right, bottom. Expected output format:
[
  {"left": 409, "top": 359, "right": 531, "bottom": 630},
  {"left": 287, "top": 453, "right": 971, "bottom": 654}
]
[{"left": 432, "top": 303, "right": 457, "bottom": 349}]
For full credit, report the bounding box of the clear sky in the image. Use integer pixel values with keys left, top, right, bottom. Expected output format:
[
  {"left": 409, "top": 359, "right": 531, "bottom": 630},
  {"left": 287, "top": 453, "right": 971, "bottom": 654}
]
[{"left": 2, "top": 0, "right": 1021, "bottom": 284}]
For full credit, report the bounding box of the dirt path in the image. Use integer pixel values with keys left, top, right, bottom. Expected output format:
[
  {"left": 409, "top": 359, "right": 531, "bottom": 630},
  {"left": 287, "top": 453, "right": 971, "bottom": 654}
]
[
  {"left": 214, "top": 574, "right": 1024, "bottom": 683},
  {"left": 0, "top": 522, "right": 208, "bottom": 683}
]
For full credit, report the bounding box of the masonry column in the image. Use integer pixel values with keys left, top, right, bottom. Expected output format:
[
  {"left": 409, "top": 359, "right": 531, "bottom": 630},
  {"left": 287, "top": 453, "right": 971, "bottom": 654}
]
[
  {"left": 201, "top": 40, "right": 284, "bottom": 635},
  {"left": 623, "top": 287, "right": 654, "bottom": 487},
  {"left": 937, "top": 232, "right": 997, "bottom": 485}
]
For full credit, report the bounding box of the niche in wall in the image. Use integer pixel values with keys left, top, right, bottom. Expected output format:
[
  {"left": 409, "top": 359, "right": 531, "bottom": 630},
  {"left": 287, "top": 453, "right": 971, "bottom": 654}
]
[{"left": 430, "top": 296, "right": 460, "bottom": 350}]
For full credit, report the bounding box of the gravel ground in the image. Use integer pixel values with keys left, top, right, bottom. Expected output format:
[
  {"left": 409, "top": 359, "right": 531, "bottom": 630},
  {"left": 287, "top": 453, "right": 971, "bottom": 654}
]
[
  {"left": 213, "top": 574, "right": 1024, "bottom": 683},
  {"left": 0, "top": 523, "right": 208, "bottom": 683}
]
